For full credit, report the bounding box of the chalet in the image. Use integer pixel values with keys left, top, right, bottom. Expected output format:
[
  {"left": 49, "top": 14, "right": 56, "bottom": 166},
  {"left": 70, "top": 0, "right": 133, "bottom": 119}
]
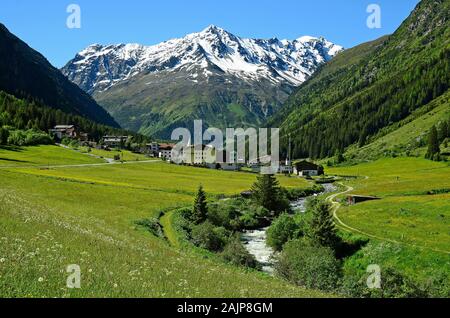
[
  {"left": 49, "top": 125, "right": 78, "bottom": 140},
  {"left": 293, "top": 160, "right": 323, "bottom": 177},
  {"left": 158, "top": 143, "right": 176, "bottom": 161},
  {"left": 146, "top": 142, "right": 160, "bottom": 156},
  {"left": 102, "top": 136, "right": 128, "bottom": 148}
]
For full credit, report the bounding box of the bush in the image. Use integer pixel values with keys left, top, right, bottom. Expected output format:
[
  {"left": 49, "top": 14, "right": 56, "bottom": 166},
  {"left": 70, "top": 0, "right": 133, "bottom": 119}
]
[
  {"left": 220, "top": 235, "right": 260, "bottom": 269},
  {"left": 135, "top": 218, "right": 165, "bottom": 239},
  {"left": 341, "top": 241, "right": 448, "bottom": 297},
  {"left": 191, "top": 221, "right": 230, "bottom": 252},
  {"left": 275, "top": 239, "right": 341, "bottom": 291},
  {"left": 208, "top": 198, "right": 269, "bottom": 231},
  {"left": 208, "top": 201, "right": 242, "bottom": 230},
  {"left": 266, "top": 213, "right": 299, "bottom": 251},
  {"left": 341, "top": 266, "right": 426, "bottom": 298},
  {"left": 0, "top": 126, "right": 9, "bottom": 145},
  {"left": 7, "top": 129, "right": 53, "bottom": 146}
]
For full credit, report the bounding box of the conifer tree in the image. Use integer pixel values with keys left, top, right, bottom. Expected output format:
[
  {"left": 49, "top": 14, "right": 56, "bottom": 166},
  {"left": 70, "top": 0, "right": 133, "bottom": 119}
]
[
  {"left": 192, "top": 185, "right": 208, "bottom": 224},
  {"left": 426, "top": 125, "right": 440, "bottom": 160},
  {"left": 306, "top": 199, "right": 338, "bottom": 250},
  {"left": 251, "top": 174, "right": 289, "bottom": 214}
]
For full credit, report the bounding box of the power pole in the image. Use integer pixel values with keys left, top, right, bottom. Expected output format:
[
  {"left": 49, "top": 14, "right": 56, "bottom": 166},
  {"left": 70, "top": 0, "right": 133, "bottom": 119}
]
[{"left": 288, "top": 134, "right": 292, "bottom": 175}]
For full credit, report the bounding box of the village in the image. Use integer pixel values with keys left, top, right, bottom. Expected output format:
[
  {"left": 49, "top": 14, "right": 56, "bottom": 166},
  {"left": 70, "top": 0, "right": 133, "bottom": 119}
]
[{"left": 48, "top": 124, "right": 325, "bottom": 177}]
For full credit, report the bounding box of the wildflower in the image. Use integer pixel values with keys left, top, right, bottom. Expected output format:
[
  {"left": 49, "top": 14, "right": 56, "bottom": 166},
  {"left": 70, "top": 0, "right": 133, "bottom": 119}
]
[
  {"left": 38, "top": 277, "right": 44, "bottom": 282},
  {"left": 0, "top": 258, "right": 5, "bottom": 263}
]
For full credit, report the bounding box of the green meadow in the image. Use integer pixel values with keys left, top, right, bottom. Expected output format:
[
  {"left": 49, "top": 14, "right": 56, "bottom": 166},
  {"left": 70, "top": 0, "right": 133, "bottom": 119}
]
[
  {"left": 0, "top": 145, "right": 323, "bottom": 298},
  {"left": 0, "top": 145, "right": 104, "bottom": 167},
  {"left": 328, "top": 158, "right": 450, "bottom": 281}
]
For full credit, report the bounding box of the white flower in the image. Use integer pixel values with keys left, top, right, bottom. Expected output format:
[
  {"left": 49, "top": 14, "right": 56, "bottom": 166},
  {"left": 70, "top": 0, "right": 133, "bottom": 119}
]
[
  {"left": 0, "top": 258, "right": 5, "bottom": 263},
  {"left": 113, "top": 283, "right": 118, "bottom": 288},
  {"left": 38, "top": 277, "right": 44, "bottom": 282}
]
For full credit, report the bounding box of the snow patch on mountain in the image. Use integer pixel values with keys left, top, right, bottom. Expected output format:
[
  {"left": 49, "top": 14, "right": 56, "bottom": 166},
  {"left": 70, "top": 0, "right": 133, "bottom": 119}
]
[{"left": 62, "top": 25, "right": 343, "bottom": 94}]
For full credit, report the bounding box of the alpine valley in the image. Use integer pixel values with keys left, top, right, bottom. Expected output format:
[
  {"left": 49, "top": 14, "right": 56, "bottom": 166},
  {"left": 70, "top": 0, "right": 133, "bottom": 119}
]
[{"left": 62, "top": 25, "right": 343, "bottom": 138}]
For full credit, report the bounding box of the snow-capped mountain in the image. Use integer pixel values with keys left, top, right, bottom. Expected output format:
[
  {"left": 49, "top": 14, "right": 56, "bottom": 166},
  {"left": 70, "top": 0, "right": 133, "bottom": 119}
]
[
  {"left": 62, "top": 25, "right": 343, "bottom": 138},
  {"left": 63, "top": 25, "right": 342, "bottom": 94}
]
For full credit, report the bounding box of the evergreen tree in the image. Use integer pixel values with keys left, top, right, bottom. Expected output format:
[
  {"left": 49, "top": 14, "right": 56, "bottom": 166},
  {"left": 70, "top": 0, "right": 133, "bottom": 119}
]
[
  {"left": 425, "top": 125, "right": 440, "bottom": 160},
  {"left": 0, "top": 127, "right": 9, "bottom": 145},
  {"left": 192, "top": 185, "right": 208, "bottom": 224},
  {"left": 306, "top": 199, "right": 338, "bottom": 251},
  {"left": 251, "top": 174, "right": 290, "bottom": 215},
  {"left": 438, "top": 121, "right": 448, "bottom": 142}
]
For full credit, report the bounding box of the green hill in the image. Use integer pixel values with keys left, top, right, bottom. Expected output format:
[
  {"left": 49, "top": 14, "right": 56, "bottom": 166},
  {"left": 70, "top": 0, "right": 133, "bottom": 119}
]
[
  {"left": 0, "top": 23, "right": 119, "bottom": 128},
  {"left": 270, "top": 0, "right": 449, "bottom": 160}
]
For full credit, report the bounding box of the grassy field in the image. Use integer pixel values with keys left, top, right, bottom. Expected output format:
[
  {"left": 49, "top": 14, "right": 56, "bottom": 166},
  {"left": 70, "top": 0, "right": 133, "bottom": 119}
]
[
  {"left": 0, "top": 145, "right": 325, "bottom": 297},
  {"left": 328, "top": 158, "right": 450, "bottom": 281},
  {"left": 0, "top": 145, "right": 104, "bottom": 167},
  {"left": 78, "top": 147, "right": 151, "bottom": 162}
]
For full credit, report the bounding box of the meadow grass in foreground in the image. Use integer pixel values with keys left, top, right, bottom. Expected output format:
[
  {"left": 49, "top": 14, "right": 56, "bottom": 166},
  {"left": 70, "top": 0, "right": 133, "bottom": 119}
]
[{"left": 0, "top": 146, "right": 326, "bottom": 297}]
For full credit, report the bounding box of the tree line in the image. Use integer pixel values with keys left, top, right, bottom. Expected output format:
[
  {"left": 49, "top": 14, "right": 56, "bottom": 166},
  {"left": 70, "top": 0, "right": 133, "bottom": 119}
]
[{"left": 0, "top": 91, "right": 149, "bottom": 145}]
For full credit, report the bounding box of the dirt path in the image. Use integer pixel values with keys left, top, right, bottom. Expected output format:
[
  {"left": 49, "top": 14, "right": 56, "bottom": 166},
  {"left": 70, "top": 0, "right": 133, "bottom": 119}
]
[{"left": 326, "top": 182, "right": 450, "bottom": 254}]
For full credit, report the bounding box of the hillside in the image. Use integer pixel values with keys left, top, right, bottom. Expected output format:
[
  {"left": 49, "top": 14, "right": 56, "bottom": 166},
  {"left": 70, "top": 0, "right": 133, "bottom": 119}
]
[
  {"left": 62, "top": 25, "right": 342, "bottom": 138},
  {"left": 271, "top": 0, "right": 449, "bottom": 160},
  {"left": 345, "top": 90, "right": 450, "bottom": 160},
  {"left": 0, "top": 23, "right": 119, "bottom": 128}
]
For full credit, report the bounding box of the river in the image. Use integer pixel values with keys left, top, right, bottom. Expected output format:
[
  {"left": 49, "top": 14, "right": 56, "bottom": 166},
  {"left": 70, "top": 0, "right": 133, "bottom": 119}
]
[{"left": 241, "top": 183, "right": 337, "bottom": 274}]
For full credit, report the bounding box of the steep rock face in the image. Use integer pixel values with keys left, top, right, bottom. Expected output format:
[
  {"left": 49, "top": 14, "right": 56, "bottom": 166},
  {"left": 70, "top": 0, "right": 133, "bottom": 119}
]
[{"left": 62, "top": 26, "right": 342, "bottom": 137}]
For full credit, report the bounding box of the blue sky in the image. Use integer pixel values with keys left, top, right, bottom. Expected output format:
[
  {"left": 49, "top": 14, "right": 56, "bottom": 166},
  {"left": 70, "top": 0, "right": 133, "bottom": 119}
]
[{"left": 0, "top": 0, "right": 419, "bottom": 68}]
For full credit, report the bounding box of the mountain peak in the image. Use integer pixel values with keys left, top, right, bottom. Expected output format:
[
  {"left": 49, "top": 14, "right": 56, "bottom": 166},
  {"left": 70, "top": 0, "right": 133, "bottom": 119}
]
[
  {"left": 62, "top": 26, "right": 343, "bottom": 94},
  {"left": 202, "top": 24, "right": 225, "bottom": 33}
]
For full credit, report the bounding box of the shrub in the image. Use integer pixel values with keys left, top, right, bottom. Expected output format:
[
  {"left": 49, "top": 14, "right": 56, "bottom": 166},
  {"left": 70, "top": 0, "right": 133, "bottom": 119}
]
[
  {"left": 266, "top": 213, "right": 299, "bottom": 251},
  {"left": 7, "top": 129, "right": 53, "bottom": 146},
  {"left": 191, "top": 221, "right": 230, "bottom": 252},
  {"left": 208, "top": 198, "right": 269, "bottom": 231},
  {"left": 208, "top": 201, "right": 242, "bottom": 230},
  {"left": 220, "top": 235, "right": 260, "bottom": 269},
  {"left": 135, "top": 218, "right": 165, "bottom": 239},
  {"left": 275, "top": 239, "right": 341, "bottom": 291},
  {"left": 341, "top": 266, "right": 426, "bottom": 298},
  {"left": 0, "top": 126, "right": 9, "bottom": 145}
]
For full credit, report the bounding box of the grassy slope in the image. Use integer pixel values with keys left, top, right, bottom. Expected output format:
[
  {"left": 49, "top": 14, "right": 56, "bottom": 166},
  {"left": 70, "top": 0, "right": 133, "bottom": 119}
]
[
  {"left": 0, "top": 145, "right": 104, "bottom": 167},
  {"left": 328, "top": 158, "right": 450, "bottom": 279},
  {"left": 78, "top": 147, "right": 151, "bottom": 162},
  {"left": 0, "top": 146, "right": 325, "bottom": 297},
  {"left": 345, "top": 90, "right": 450, "bottom": 160}
]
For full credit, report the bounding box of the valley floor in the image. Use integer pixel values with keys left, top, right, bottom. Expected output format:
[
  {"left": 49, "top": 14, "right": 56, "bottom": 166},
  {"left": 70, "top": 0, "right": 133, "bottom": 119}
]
[
  {"left": 1, "top": 146, "right": 448, "bottom": 297},
  {"left": 0, "top": 145, "right": 325, "bottom": 298}
]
